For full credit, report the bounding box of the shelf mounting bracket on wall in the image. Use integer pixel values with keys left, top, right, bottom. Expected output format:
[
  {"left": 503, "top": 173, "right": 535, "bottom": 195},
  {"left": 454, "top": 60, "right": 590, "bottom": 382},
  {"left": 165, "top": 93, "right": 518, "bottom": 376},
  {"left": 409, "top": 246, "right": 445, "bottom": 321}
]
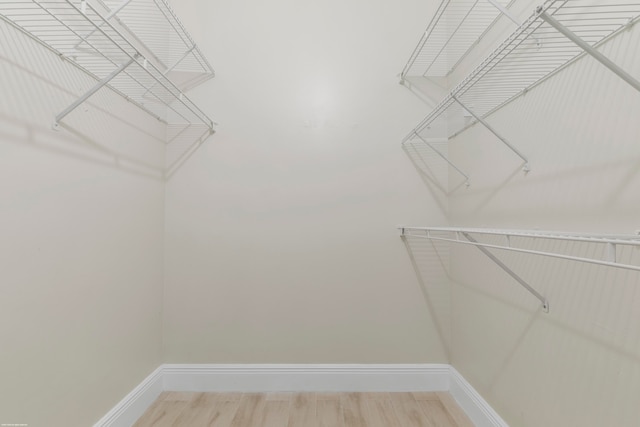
[
  {"left": 539, "top": 9, "right": 640, "bottom": 93},
  {"left": 451, "top": 94, "right": 530, "bottom": 173},
  {"left": 413, "top": 131, "right": 471, "bottom": 187},
  {"left": 53, "top": 56, "right": 137, "bottom": 130},
  {"left": 461, "top": 232, "right": 549, "bottom": 312}
]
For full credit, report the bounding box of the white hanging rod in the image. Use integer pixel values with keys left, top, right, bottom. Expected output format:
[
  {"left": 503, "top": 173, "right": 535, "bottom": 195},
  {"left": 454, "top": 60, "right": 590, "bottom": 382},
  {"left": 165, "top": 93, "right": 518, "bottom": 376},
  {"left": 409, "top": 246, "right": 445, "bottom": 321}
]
[
  {"left": 401, "top": 0, "right": 517, "bottom": 79},
  {"left": 399, "top": 226, "right": 640, "bottom": 272},
  {"left": 400, "top": 225, "right": 552, "bottom": 312},
  {"left": 404, "top": 0, "right": 640, "bottom": 174},
  {"left": 0, "top": 0, "right": 215, "bottom": 134}
]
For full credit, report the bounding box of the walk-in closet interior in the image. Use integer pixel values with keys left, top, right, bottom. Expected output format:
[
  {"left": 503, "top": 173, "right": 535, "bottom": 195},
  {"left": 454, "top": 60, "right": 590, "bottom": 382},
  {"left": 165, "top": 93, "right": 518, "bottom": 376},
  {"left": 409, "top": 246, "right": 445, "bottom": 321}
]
[{"left": 1, "top": 0, "right": 639, "bottom": 426}]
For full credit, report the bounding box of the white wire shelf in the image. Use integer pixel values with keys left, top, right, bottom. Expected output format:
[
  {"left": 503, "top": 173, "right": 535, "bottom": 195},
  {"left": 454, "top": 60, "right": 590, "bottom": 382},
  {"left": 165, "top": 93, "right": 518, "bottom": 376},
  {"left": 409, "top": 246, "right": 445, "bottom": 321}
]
[
  {"left": 97, "top": 0, "right": 215, "bottom": 92},
  {"left": 0, "top": 0, "right": 215, "bottom": 143},
  {"left": 400, "top": 226, "right": 640, "bottom": 313},
  {"left": 402, "top": 0, "right": 640, "bottom": 178},
  {"left": 401, "top": 0, "right": 516, "bottom": 79}
]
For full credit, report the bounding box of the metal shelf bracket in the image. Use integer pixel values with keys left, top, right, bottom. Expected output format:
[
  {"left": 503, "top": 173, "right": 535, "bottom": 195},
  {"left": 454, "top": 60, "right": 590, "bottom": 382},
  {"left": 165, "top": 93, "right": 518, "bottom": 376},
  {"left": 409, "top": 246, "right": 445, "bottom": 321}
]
[
  {"left": 411, "top": 131, "right": 471, "bottom": 187},
  {"left": 53, "top": 56, "right": 137, "bottom": 130},
  {"left": 400, "top": 225, "right": 640, "bottom": 314},
  {"left": 462, "top": 232, "right": 550, "bottom": 312},
  {"left": 452, "top": 94, "right": 530, "bottom": 173}
]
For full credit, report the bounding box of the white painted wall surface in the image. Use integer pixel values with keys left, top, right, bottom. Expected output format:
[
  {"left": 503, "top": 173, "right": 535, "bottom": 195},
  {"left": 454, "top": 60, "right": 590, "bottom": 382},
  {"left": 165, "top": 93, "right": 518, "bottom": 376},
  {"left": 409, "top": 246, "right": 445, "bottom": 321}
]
[
  {"left": 443, "top": 3, "right": 640, "bottom": 426},
  {"left": 162, "top": 0, "right": 451, "bottom": 364},
  {"left": 0, "top": 21, "right": 165, "bottom": 427}
]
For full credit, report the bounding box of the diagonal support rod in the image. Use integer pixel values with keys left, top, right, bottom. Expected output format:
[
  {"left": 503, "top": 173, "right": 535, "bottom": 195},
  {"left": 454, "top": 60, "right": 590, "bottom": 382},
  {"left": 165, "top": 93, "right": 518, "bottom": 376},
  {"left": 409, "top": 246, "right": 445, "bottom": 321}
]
[
  {"left": 74, "top": 0, "right": 134, "bottom": 50},
  {"left": 462, "top": 232, "right": 549, "bottom": 312},
  {"left": 486, "top": 0, "right": 540, "bottom": 47},
  {"left": 142, "top": 45, "right": 196, "bottom": 99},
  {"left": 452, "top": 94, "right": 530, "bottom": 172},
  {"left": 413, "top": 132, "right": 470, "bottom": 185},
  {"left": 540, "top": 10, "right": 640, "bottom": 93},
  {"left": 486, "top": 0, "right": 520, "bottom": 26},
  {"left": 54, "top": 57, "right": 136, "bottom": 129}
]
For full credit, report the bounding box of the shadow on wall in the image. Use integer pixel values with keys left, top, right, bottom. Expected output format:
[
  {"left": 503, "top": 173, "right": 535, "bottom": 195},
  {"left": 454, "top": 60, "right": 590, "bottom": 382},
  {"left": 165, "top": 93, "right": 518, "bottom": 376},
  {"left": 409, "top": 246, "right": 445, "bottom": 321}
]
[
  {"left": 0, "top": 114, "right": 164, "bottom": 181},
  {"left": 446, "top": 26, "right": 640, "bottom": 222},
  {"left": 165, "top": 122, "right": 214, "bottom": 180},
  {"left": 401, "top": 234, "right": 453, "bottom": 360},
  {"left": 0, "top": 19, "right": 214, "bottom": 180},
  {"left": 402, "top": 140, "right": 469, "bottom": 215},
  {"left": 449, "top": 235, "right": 640, "bottom": 426}
]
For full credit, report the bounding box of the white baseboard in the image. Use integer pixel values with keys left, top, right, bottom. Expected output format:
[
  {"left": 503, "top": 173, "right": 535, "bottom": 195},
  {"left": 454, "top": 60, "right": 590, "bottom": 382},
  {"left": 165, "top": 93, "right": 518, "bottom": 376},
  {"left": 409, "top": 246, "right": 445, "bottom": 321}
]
[
  {"left": 163, "top": 364, "right": 451, "bottom": 392},
  {"left": 96, "top": 364, "right": 509, "bottom": 427},
  {"left": 449, "top": 367, "right": 509, "bottom": 427},
  {"left": 93, "top": 366, "right": 163, "bottom": 427}
]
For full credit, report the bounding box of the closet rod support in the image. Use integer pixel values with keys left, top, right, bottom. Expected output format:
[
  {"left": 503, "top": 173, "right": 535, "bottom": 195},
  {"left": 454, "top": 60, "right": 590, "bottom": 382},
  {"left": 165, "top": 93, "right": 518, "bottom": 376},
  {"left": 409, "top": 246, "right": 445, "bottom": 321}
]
[
  {"left": 452, "top": 94, "right": 529, "bottom": 172},
  {"left": 413, "top": 132, "right": 471, "bottom": 186},
  {"left": 463, "top": 232, "right": 549, "bottom": 312},
  {"left": 539, "top": 11, "right": 640, "bottom": 93},
  {"left": 53, "top": 56, "right": 136, "bottom": 130}
]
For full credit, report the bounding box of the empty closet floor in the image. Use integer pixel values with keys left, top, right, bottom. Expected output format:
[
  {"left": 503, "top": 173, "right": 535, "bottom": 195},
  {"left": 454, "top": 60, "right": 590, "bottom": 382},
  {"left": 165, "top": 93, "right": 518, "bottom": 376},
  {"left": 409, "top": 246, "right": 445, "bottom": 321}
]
[{"left": 133, "top": 391, "right": 474, "bottom": 427}]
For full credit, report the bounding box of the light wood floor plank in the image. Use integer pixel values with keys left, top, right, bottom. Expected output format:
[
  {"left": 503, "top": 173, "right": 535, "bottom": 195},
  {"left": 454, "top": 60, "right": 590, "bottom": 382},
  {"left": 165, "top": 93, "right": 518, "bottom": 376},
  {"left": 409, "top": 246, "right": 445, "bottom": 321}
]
[
  {"left": 412, "top": 392, "right": 440, "bottom": 401},
  {"left": 436, "top": 392, "right": 474, "bottom": 427},
  {"left": 207, "top": 400, "right": 242, "bottom": 427},
  {"left": 260, "top": 400, "right": 291, "bottom": 427},
  {"left": 132, "top": 391, "right": 473, "bottom": 427},
  {"left": 317, "top": 399, "right": 344, "bottom": 427},
  {"left": 266, "top": 392, "right": 294, "bottom": 401},
  {"left": 287, "top": 393, "right": 317, "bottom": 427},
  {"left": 362, "top": 392, "right": 390, "bottom": 401},
  {"left": 169, "top": 393, "right": 218, "bottom": 427},
  {"left": 390, "top": 393, "right": 435, "bottom": 427},
  {"left": 230, "top": 394, "right": 266, "bottom": 427},
  {"left": 388, "top": 392, "right": 417, "bottom": 402},
  {"left": 366, "top": 399, "right": 401, "bottom": 427},
  {"left": 163, "top": 391, "right": 197, "bottom": 402},
  {"left": 417, "top": 400, "right": 457, "bottom": 427},
  {"left": 316, "top": 392, "right": 341, "bottom": 401},
  {"left": 217, "top": 393, "right": 244, "bottom": 402},
  {"left": 341, "top": 393, "right": 369, "bottom": 427},
  {"left": 134, "top": 400, "right": 190, "bottom": 427}
]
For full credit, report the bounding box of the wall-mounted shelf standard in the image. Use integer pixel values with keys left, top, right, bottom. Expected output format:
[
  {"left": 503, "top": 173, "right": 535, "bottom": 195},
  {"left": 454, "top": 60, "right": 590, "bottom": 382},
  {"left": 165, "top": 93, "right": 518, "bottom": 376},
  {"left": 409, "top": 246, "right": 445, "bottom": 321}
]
[
  {"left": 402, "top": 0, "right": 640, "bottom": 179},
  {"left": 401, "top": 0, "right": 516, "bottom": 80},
  {"left": 0, "top": 0, "right": 216, "bottom": 154},
  {"left": 400, "top": 226, "right": 640, "bottom": 313}
]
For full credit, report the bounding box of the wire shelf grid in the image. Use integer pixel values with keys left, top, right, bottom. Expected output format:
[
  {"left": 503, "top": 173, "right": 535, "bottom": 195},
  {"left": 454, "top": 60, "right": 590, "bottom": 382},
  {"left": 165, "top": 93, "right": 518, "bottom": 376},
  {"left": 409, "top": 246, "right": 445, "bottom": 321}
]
[
  {"left": 402, "top": 0, "right": 515, "bottom": 79},
  {"left": 99, "top": 0, "right": 214, "bottom": 91},
  {"left": 404, "top": 0, "right": 640, "bottom": 156},
  {"left": 0, "top": 0, "right": 215, "bottom": 139}
]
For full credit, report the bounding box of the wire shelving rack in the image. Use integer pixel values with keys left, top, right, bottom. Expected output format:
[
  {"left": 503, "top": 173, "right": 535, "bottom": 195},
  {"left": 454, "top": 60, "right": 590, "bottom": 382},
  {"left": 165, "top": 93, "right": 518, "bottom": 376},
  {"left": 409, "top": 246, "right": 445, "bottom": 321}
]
[
  {"left": 402, "top": 0, "right": 640, "bottom": 183},
  {"left": 400, "top": 226, "right": 640, "bottom": 313},
  {"left": 0, "top": 0, "right": 216, "bottom": 154},
  {"left": 401, "top": 0, "right": 516, "bottom": 79}
]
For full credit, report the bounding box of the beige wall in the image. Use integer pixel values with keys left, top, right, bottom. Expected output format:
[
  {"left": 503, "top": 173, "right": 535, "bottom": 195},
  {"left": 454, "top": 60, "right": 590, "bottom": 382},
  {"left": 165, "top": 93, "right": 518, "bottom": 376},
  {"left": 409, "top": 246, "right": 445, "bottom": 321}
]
[
  {"left": 0, "top": 21, "right": 165, "bottom": 426},
  {"left": 162, "top": 0, "right": 451, "bottom": 364},
  {"left": 445, "top": 4, "right": 640, "bottom": 426}
]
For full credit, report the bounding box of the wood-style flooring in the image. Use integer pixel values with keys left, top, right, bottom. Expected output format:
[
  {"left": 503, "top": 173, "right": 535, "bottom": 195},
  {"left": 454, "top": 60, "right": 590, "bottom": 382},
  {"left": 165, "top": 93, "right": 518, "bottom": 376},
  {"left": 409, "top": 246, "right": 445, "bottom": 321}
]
[{"left": 133, "top": 391, "right": 474, "bottom": 427}]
